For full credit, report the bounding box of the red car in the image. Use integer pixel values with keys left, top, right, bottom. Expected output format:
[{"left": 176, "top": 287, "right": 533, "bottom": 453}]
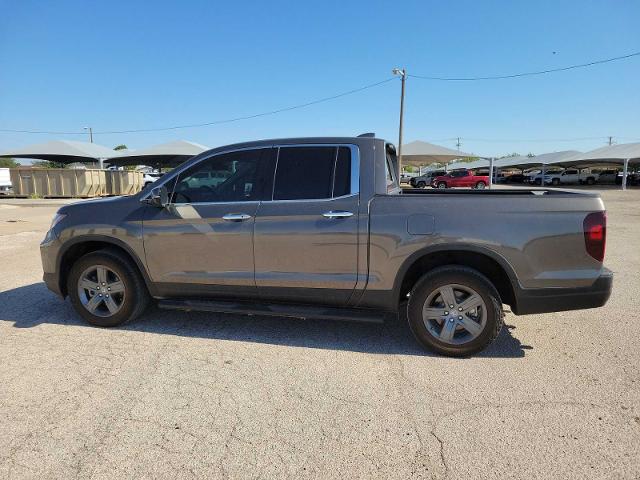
[{"left": 431, "top": 169, "right": 489, "bottom": 189}]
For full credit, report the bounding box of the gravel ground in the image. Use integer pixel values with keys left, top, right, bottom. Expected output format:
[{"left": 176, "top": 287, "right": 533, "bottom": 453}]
[{"left": 0, "top": 191, "right": 639, "bottom": 479}]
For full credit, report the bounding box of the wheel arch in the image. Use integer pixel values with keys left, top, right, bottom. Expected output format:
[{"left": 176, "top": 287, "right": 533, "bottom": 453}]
[
  {"left": 394, "top": 245, "right": 519, "bottom": 309},
  {"left": 57, "top": 235, "right": 154, "bottom": 297}
]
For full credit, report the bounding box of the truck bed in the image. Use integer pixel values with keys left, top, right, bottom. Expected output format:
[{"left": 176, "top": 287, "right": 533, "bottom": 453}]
[{"left": 401, "top": 187, "right": 600, "bottom": 197}]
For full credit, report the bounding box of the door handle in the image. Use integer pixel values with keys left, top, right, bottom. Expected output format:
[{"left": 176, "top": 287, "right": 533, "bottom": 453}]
[
  {"left": 322, "top": 210, "right": 354, "bottom": 219},
  {"left": 222, "top": 213, "right": 252, "bottom": 222}
]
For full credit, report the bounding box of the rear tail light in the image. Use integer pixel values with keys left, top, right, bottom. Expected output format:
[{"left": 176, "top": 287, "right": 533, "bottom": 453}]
[{"left": 583, "top": 211, "right": 606, "bottom": 261}]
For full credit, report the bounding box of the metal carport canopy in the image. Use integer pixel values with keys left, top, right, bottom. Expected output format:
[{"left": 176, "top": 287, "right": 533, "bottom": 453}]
[
  {"left": 448, "top": 158, "right": 490, "bottom": 170},
  {"left": 563, "top": 143, "right": 640, "bottom": 190},
  {"left": 400, "top": 140, "right": 474, "bottom": 166},
  {"left": 0, "top": 140, "right": 118, "bottom": 165},
  {"left": 104, "top": 140, "right": 209, "bottom": 168},
  {"left": 494, "top": 151, "right": 583, "bottom": 170},
  {"left": 552, "top": 143, "right": 640, "bottom": 166}
]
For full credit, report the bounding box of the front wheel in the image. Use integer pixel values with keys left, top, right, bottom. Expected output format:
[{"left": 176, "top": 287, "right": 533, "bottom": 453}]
[
  {"left": 475, "top": 181, "right": 486, "bottom": 189},
  {"left": 417, "top": 181, "right": 426, "bottom": 188},
  {"left": 67, "top": 249, "right": 150, "bottom": 327},
  {"left": 407, "top": 266, "right": 503, "bottom": 357}
]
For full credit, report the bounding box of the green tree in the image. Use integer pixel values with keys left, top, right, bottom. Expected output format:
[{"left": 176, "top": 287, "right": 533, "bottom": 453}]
[
  {"left": 457, "top": 156, "right": 480, "bottom": 163},
  {"left": 113, "top": 144, "right": 128, "bottom": 151},
  {"left": 32, "top": 160, "right": 66, "bottom": 169},
  {"left": 0, "top": 158, "right": 19, "bottom": 168}
]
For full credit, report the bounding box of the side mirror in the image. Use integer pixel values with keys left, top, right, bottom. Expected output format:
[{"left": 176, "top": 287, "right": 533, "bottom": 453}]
[{"left": 143, "top": 186, "right": 169, "bottom": 208}]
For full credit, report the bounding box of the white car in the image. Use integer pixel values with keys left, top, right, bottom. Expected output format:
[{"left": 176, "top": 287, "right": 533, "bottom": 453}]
[
  {"left": 596, "top": 169, "right": 618, "bottom": 184},
  {"left": 539, "top": 169, "right": 597, "bottom": 186},
  {"left": 0, "top": 168, "right": 12, "bottom": 195},
  {"left": 528, "top": 170, "right": 562, "bottom": 185},
  {"left": 143, "top": 172, "right": 163, "bottom": 188}
]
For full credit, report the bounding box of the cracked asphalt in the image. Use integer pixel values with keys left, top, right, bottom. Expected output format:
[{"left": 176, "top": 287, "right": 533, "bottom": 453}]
[{"left": 1, "top": 190, "right": 639, "bottom": 479}]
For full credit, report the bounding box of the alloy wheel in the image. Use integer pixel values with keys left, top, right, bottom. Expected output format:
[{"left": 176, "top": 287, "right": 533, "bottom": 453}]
[
  {"left": 77, "top": 265, "right": 126, "bottom": 317},
  {"left": 422, "top": 283, "right": 487, "bottom": 345}
]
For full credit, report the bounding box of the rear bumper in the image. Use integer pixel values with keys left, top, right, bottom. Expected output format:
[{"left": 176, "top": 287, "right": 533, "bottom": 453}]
[{"left": 513, "top": 269, "right": 613, "bottom": 315}]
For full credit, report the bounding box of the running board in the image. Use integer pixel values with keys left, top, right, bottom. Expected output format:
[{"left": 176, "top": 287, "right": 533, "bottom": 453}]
[{"left": 157, "top": 298, "right": 387, "bottom": 324}]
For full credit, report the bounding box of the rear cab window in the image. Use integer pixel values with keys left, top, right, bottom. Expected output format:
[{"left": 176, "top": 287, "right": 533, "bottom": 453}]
[{"left": 385, "top": 143, "right": 401, "bottom": 194}]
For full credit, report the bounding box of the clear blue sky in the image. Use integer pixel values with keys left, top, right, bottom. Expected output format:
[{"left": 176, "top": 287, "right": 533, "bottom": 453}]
[{"left": 1, "top": 0, "right": 638, "bottom": 157}]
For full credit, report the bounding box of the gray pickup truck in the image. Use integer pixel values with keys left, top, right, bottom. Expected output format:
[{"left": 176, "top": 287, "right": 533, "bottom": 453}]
[{"left": 40, "top": 135, "right": 612, "bottom": 356}]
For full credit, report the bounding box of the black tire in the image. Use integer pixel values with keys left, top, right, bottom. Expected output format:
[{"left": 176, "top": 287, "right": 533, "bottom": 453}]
[
  {"left": 406, "top": 266, "right": 504, "bottom": 357},
  {"left": 551, "top": 178, "right": 560, "bottom": 186},
  {"left": 417, "top": 181, "right": 426, "bottom": 188},
  {"left": 437, "top": 182, "right": 447, "bottom": 189},
  {"left": 586, "top": 177, "right": 595, "bottom": 185},
  {"left": 475, "top": 181, "right": 486, "bottom": 189},
  {"left": 67, "top": 248, "right": 150, "bottom": 327}
]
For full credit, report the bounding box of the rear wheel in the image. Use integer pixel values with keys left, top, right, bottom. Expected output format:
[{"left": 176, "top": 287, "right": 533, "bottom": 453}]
[
  {"left": 67, "top": 249, "right": 150, "bottom": 327},
  {"left": 552, "top": 178, "right": 560, "bottom": 186},
  {"left": 586, "top": 177, "right": 595, "bottom": 185},
  {"left": 475, "top": 181, "right": 486, "bottom": 189},
  {"left": 417, "top": 181, "right": 426, "bottom": 188},
  {"left": 437, "top": 182, "right": 447, "bottom": 189},
  {"left": 407, "top": 266, "right": 503, "bottom": 357}
]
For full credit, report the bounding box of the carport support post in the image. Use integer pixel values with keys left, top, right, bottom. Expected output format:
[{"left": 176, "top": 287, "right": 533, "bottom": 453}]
[
  {"left": 622, "top": 158, "right": 629, "bottom": 190},
  {"left": 488, "top": 157, "right": 495, "bottom": 189},
  {"left": 98, "top": 158, "right": 104, "bottom": 170}
]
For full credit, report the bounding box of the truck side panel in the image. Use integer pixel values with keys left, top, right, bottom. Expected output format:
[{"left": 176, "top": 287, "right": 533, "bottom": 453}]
[{"left": 360, "top": 191, "right": 606, "bottom": 310}]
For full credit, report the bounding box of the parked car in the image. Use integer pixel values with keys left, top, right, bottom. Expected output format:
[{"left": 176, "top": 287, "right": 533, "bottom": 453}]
[
  {"left": 410, "top": 170, "right": 446, "bottom": 188},
  {"left": 40, "top": 135, "right": 612, "bottom": 357},
  {"left": 503, "top": 173, "right": 527, "bottom": 184},
  {"left": 597, "top": 169, "right": 618, "bottom": 184},
  {"left": 143, "top": 172, "right": 164, "bottom": 188},
  {"left": 431, "top": 169, "right": 489, "bottom": 189},
  {"left": 615, "top": 171, "right": 640, "bottom": 186},
  {"left": 400, "top": 172, "right": 417, "bottom": 184},
  {"left": 553, "top": 168, "right": 597, "bottom": 185},
  {"left": 527, "top": 169, "right": 563, "bottom": 185},
  {"left": 0, "top": 168, "right": 13, "bottom": 195}
]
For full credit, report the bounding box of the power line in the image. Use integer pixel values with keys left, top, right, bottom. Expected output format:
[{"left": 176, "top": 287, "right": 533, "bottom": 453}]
[
  {"left": 0, "top": 77, "right": 396, "bottom": 136},
  {"left": 453, "top": 136, "right": 611, "bottom": 143},
  {"left": 409, "top": 51, "right": 640, "bottom": 81},
  {"left": 1, "top": 50, "right": 639, "bottom": 135}
]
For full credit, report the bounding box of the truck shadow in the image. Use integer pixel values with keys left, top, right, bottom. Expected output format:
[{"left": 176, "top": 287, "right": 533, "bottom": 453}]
[{"left": 2, "top": 283, "right": 531, "bottom": 358}]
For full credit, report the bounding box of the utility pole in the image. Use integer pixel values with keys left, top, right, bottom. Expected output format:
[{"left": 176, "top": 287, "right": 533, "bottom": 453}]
[
  {"left": 84, "top": 126, "right": 93, "bottom": 143},
  {"left": 392, "top": 68, "right": 406, "bottom": 173},
  {"left": 608, "top": 136, "right": 613, "bottom": 146},
  {"left": 456, "top": 137, "right": 462, "bottom": 151}
]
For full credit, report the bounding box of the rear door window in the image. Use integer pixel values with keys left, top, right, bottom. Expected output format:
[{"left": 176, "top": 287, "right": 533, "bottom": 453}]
[{"left": 273, "top": 146, "right": 352, "bottom": 200}]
